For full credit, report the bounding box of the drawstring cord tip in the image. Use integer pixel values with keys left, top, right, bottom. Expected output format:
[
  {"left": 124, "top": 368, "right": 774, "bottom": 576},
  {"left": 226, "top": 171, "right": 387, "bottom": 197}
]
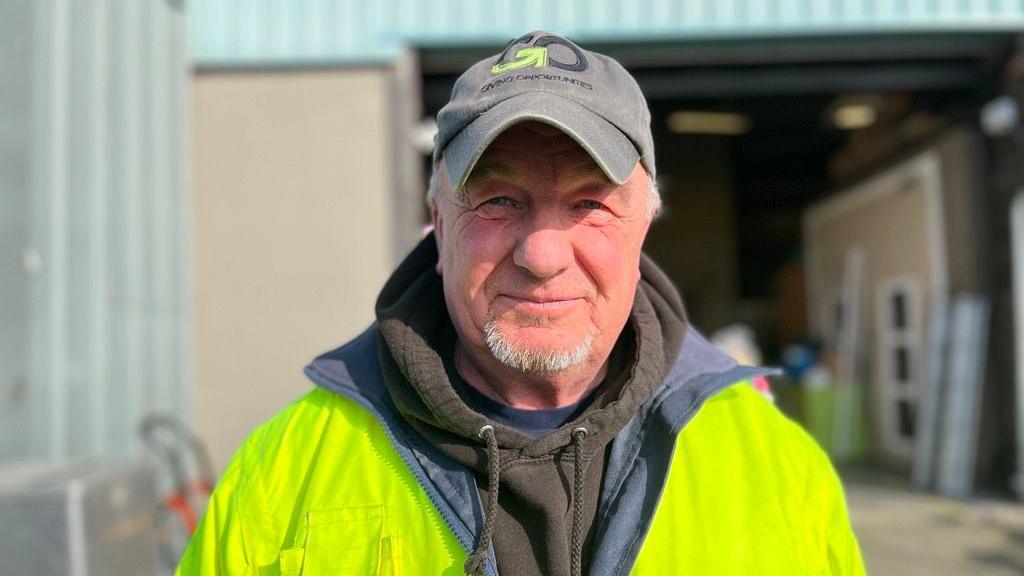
[{"left": 465, "top": 424, "right": 500, "bottom": 576}]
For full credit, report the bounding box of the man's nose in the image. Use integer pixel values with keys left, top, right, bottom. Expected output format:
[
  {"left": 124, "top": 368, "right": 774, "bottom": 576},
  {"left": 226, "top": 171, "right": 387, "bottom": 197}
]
[{"left": 512, "top": 220, "right": 574, "bottom": 280}]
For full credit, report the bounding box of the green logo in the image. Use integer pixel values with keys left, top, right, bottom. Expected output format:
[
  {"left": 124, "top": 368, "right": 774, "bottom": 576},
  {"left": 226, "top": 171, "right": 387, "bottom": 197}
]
[{"left": 490, "top": 47, "right": 548, "bottom": 75}]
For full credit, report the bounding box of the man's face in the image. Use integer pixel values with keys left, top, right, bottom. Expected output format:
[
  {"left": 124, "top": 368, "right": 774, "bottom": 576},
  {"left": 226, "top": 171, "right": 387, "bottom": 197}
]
[{"left": 433, "top": 122, "right": 653, "bottom": 375}]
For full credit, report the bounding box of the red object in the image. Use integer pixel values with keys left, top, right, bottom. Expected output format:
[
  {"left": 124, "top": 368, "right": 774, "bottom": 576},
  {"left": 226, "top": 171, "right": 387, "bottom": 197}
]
[
  {"left": 164, "top": 493, "right": 199, "bottom": 533},
  {"left": 752, "top": 376, "right": 774, "bottom": 401}
]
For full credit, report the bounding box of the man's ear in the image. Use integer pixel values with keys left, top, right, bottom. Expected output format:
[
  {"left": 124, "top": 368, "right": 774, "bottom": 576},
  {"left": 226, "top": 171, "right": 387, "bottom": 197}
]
[{"left": 431, "top": 203, "right": 443, "bottom": 276}]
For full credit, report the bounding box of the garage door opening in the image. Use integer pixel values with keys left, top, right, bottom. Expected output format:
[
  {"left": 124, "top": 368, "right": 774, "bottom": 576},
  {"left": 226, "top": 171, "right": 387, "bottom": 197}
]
[{"left": 417, "top": 32, "right": 1017, "bottom": 487}]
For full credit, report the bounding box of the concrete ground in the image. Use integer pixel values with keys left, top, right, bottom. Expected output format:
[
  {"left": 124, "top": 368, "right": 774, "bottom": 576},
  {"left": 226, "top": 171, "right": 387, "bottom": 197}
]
[{"left": 844, "top": 470, "right": 1024, "bottom": 575}]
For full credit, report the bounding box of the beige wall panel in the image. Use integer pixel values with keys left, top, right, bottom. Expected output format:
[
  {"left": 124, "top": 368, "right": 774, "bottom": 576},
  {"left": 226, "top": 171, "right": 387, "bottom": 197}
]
[
  {"left": 192, "top": 69, "right": 394, "bottom": 471},
  {"left": 814, "top": 183, "right": 935, "bottom": 301}
]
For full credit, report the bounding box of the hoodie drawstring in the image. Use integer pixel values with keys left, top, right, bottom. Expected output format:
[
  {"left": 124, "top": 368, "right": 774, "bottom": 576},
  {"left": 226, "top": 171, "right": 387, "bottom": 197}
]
[
  {"left": 464, "top": 424, "right": 590, "bottom": 576},
  {"left": 570, "top": 426, "right": 588, "bottom": 576},
  {"left": 465, "top": 425, "right": 500, "bottom": 575}
]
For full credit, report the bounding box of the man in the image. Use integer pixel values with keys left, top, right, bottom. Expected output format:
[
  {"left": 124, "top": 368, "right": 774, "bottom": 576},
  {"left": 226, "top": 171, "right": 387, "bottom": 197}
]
[{"left": 178, "top": 31, "right": 864, "bottom": 576}]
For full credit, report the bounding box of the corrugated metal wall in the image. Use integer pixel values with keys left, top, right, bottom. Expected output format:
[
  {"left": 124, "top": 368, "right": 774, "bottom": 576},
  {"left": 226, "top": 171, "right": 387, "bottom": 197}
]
[
  {"left": 0, "top": 1, "right": 34, "bottom": 463},
  {"left": 191, "top": 0, "right": 1024, "bottom": 66},
  {"left": 2, "top": 0, "right": 192, "bottom": 463}
]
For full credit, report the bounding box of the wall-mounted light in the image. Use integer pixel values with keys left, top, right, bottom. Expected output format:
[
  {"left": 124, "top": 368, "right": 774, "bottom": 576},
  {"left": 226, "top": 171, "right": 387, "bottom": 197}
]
[
  {"left": 666, "top": 111, "right": 750, "bottom": 135},
  {"left": 980, "top": 95, "right": 1019, "bottom": 137}
]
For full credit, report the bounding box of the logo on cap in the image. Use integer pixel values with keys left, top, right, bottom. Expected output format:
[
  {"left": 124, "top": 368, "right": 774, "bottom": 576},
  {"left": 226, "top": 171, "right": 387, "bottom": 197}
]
[{"left": 490, "top": 33, "right": 589, "bottom": 76}]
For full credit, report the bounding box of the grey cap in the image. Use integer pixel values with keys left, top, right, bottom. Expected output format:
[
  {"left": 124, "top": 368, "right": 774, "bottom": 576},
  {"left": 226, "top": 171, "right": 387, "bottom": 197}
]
[{"left": 434, "top": 30, "right": 655, "bottom": 191}]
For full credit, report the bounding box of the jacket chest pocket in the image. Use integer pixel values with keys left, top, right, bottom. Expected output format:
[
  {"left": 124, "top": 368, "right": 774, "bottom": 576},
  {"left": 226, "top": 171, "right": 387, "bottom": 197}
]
[{"left": 279, "top": 505, "right": 398, "bottom": 576}]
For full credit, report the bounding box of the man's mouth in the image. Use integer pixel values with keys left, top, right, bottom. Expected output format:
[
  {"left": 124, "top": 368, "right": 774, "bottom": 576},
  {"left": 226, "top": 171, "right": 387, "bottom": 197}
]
[{"left": 496, "top": 294, "right": 584, "bottom": 314}]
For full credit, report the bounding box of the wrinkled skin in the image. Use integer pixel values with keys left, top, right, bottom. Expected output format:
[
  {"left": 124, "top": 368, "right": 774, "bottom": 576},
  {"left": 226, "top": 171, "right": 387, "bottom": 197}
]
[{"left": 432, "top": 122, "right": 654, "bottom": 408}]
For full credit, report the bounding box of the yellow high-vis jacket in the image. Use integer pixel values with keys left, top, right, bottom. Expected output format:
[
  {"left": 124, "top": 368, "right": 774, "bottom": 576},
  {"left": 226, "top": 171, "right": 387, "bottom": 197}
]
[{"left": 177, "top": 327, "right": 865, "bottom": 575}]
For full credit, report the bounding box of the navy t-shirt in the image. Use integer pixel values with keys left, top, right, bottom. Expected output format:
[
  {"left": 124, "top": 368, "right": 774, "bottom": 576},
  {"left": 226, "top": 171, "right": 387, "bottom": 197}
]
[{"left": 454, "top": 376, "right": 599, "bottom": 437}]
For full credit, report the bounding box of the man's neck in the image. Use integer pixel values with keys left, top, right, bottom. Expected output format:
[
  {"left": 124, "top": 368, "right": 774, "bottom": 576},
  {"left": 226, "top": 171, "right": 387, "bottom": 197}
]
[{"left": 453, "top": 340, "right": 609, "bottom": 409}]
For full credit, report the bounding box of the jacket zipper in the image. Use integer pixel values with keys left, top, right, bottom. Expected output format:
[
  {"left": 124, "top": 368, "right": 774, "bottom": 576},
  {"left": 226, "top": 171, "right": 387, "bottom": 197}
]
[{"left": 304, "top": 367, "right": 498, "bottom": 576}]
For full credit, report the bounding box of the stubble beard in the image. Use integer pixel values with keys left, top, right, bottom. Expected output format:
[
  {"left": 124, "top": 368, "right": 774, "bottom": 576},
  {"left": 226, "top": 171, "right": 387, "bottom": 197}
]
[{"left": 482, "top": 317, "right": 594, "bottom": 374}]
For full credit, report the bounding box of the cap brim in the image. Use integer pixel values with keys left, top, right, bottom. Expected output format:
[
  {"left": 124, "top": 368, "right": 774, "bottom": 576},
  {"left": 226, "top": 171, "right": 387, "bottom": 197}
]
[{"left": 443, "top": 91, "right": 640, "bottom": 191}]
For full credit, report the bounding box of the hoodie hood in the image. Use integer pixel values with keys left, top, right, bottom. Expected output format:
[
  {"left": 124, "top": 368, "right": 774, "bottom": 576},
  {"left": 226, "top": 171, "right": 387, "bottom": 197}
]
[{"left": 374, "top": 232, "right": 687, "bottom": 458}]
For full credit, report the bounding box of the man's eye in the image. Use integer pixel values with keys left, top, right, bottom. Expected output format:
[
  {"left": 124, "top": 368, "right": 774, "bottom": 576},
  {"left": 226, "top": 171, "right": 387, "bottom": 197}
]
[
  {"left": 576, "top": 199, "right": 605, "bottom": 210},
  {"left": 481, "top": 197, "right": 516, "bottom": 208}
]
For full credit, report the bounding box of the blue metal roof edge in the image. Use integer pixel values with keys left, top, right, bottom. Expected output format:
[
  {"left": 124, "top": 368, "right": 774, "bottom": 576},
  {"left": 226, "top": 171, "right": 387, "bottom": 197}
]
[{"left": 189, "top": 0, "right": 1024, "bottom": 68}]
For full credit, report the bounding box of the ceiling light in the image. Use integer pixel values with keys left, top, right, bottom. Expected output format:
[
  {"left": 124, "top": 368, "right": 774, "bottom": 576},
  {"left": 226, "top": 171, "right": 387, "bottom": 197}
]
[
  {"left": 666, "top": 111, "right": 750, "bottom": 135},
  {"left": 833, "top": 104, "right": 877, "bottom": 130}
]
